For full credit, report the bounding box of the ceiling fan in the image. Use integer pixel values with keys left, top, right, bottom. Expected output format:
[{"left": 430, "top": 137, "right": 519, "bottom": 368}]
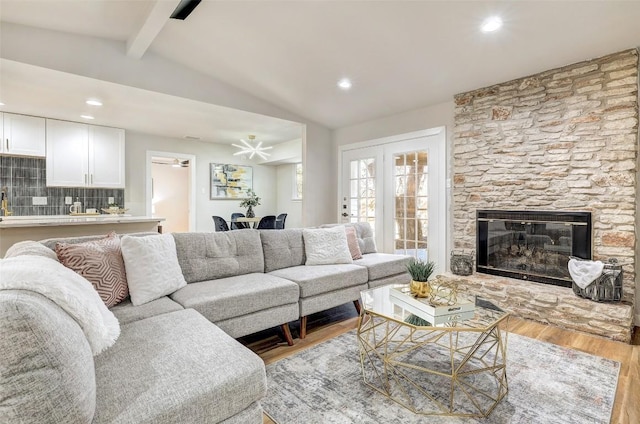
[
  {"left": 152, "top": 158, "right": 190, "bottom": 168},
  {"left": 232, "top": 135, "right": 273, "bottom": 160},
  {"left": 170, "top": 0, "right": 202, "bottom": 20}
]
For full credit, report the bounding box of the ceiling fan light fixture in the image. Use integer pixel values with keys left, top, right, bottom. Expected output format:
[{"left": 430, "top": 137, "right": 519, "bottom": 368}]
[{"left": 233, "top": 134, "right": 272, "bottom": 160}]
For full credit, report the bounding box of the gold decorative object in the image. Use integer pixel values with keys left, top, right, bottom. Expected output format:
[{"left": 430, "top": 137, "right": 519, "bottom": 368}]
[
  {"left": 406, "top": 258, "right": 436, "bottom": 298},
  {"left": 428, "top": 276, "right": 459, "bottom": 306},
  {"left": 409, "top": 279, "right": 431, "bottom": 298}
]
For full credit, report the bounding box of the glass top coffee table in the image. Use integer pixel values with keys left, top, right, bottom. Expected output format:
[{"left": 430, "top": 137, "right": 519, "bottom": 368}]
[{"left": 357, "top": 283, "right": 510, "bottom": 418}]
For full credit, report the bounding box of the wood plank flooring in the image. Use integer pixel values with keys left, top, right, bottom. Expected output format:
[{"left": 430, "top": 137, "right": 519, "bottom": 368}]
[{"left": 238, "top": 304, "right": 639, "bottom": 424}]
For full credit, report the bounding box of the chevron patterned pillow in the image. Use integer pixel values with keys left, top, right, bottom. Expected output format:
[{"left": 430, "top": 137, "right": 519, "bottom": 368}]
[{"left": 55, "top": 231, "right": 128, "bottom": 308}]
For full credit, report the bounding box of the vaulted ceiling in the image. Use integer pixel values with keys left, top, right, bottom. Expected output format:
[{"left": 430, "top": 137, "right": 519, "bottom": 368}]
[{"left": 1, "top": 0, "right": 639, "bottom": 134}]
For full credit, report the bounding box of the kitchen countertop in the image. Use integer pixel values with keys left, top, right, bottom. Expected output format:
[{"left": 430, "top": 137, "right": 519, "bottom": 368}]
[{"left": 0, "top": 215, "right": 164, "bottom": 228}]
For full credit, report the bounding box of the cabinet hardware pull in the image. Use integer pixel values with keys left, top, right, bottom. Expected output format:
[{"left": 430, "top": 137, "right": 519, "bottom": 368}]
[
  {"left": 84, "top": 174, "right": 88, "bottom": 184},
  {"left": 5, "top": 139, "right": 8, "bottom": 151},
  {"left": 90, "top": 174, "right": 93, "bottom": 184}
]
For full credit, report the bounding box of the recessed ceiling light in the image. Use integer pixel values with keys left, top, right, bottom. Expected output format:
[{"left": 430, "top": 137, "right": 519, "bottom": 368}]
[
  {"left": 481, "top": 16, "right": 502, "bottom": 33},
  {"left": 86, "top": 99, "right": 103, "bottom": 106},
  {"left": 80, "top": 115, "right": 95, "bottom": 120},
  {"left": 337, "top": 78, "right": 352, "bottom": 90}
]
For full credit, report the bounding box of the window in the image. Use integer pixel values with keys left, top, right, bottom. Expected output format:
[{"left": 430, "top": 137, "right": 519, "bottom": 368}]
[{"left": 293, "top": 163, "right": 303, "bottom": 200}]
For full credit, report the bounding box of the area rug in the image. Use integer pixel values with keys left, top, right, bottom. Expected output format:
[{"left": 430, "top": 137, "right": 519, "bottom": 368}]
[{"left": 263, "top": 330, "right": 620, "bottom": 423}]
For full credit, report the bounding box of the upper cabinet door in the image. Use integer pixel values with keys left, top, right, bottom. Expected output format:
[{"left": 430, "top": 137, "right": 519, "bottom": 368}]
[
  {"left": 46, "top": 119, "right": 89, "bottom": 187},
  {"left": 2, "top": 113, "right": 46, "bottom": 157},
  {"left": 88, "top": 125, "right": 125, "bottom": 188}
]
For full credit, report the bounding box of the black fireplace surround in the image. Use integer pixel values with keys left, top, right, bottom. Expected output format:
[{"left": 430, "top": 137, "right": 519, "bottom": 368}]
[{"left": 476, "top": 210, "right": 592, "bottom": 287}]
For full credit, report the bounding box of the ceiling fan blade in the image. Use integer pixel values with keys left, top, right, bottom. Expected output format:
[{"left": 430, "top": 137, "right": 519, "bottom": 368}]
[{"left": 170, "top": 0, "right": 202, "bottom": 20}]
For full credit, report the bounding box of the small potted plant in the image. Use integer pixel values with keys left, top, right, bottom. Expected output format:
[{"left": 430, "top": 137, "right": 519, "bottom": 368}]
[
  {"left": 406, "top": 258, "right": 436, "bottom": 298},
  {"left": 239, "top": 189, "right": 260, "bottom": 218}
]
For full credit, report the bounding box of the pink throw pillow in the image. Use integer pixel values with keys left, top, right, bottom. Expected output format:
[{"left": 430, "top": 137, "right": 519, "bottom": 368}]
[
  {"left": 56, "top": 231, "right": 128, "bottom": 307},
  {"left": 345, "top": 226, "right": 363, "bottom": 260}
]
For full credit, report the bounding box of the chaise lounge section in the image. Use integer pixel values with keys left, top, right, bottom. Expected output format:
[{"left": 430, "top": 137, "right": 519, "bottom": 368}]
[{"left": 0, "top": 222, "right": 411, "bottom": 423}]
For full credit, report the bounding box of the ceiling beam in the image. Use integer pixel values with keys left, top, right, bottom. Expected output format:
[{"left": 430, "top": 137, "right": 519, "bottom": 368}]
[{"left": 126, "top": 0, "right": 181, "bottom": 59}]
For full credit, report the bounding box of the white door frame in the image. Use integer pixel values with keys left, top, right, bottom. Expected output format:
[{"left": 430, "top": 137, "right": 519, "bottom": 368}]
[
  {"left": 145, "top": 150, "right": 197, "bottom": 232},
  {"left": 338, "top": 127, "right": 447, "bottom": 271}
]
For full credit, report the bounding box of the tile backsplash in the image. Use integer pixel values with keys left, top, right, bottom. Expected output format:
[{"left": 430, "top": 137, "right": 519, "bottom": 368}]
[{"left": 0, "top": 156, "right": 124, "bottom": 216}]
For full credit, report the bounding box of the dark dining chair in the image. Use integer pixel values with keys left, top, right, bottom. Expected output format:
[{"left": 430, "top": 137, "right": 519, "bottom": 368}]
[
  {"left": 257, "top": 215, "right": 277, "bottom": 230},
  {"left": 212, "top": 216, "right": 230, "bottom": 232},
  {"left": 275, "top": 213, "right": 288, "bottom": 229},
  {"left": 230, "top": 213, "right": 250, "bottom": 230}
]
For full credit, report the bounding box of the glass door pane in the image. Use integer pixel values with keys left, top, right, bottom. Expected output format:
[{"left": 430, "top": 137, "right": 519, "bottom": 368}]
[
  {"left": 349, "top": 157, "right": 376, "bottom": 232},
  {"left": 393, "top": 151, "right": 428, "bottom": 260}
]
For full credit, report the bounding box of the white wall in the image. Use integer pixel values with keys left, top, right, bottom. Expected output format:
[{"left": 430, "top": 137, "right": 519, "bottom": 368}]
[
  {"left": 276, "top": 164, "right": 303, "bottom": 229},
  {"left": 127, "top": 131, "right": 278, "bottom": 232},
  {"left": 0, "top": 22, "right": 335, "bottom": 227}
]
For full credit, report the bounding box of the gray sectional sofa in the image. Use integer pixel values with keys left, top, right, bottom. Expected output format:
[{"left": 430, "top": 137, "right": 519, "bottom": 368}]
[{"left": 0, "top": 223, "right": 410, "bottom": 423}]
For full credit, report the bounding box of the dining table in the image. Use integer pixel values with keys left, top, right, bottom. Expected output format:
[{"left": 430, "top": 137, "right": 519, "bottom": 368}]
[{"left": 231, "top": 216, "right": 262, "bottom": 228}]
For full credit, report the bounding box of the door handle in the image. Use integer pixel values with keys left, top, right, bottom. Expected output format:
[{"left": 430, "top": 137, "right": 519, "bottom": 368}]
[{"left": 341, "top": 212, "right": 349, "bottom": 217}]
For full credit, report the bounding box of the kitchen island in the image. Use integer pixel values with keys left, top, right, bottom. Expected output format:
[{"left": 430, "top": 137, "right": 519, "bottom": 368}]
[{"left": 0, "top": 215, "right": 164, "bottom": 256}]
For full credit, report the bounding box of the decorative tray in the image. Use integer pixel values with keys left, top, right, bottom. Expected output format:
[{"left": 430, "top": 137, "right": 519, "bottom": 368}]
[
  {"left": 101, "top": 208, "right": 129, "bottom": 215},
  {"left": 69, "top": 212, "right": 101, "bottom": 216}
]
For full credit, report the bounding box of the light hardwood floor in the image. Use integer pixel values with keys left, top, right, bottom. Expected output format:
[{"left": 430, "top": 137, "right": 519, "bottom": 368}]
[{"left": 240, "top": 304, "right": 639, "bottom": 424}]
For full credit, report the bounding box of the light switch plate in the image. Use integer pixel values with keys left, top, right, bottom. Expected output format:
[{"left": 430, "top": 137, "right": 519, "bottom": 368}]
[
  {"left": 32, "top": 197, "right": 47, "bottom": 206},
  {"left": 65, "top": 196, "right": 72, "bottom": 205},
  {"left": 108, "top": 197, "right": 115, "bottom": 204}
]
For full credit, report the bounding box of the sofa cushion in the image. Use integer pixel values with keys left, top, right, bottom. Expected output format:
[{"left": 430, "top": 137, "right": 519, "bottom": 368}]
[
  {"left": 354, "top": 252, "right": 412, "bottom": 281},
  {"left": 260, "top": 228, "right": 305, "bottom": 272},
  {"left": 170, "top": 273, "right": 299, "bottom": 322},
  {"left": 173, "top": 230, "right": 265, "bottom": 283},
  {"left": 120, "top": 234, "right": 187, "bottom": 306},
  {"left": 55, "top": 231, "right": 128, "bottom": 307},
  {"left": 93, "top": 309, "right": 266, "bottom": 424},
  {"left": 0, "top": 290, "right": 96, "bottom": 424},
  {"left": 351, "top": 222, "right": 377, "bottom": 254},
  {"left": 109, "top": 296, "right": 184, "bottom": 325},
  {"left": 303, "top": 226, "right": 353, "bottom": 265},
  {"left": 269, "top": 264, "right": 368, "bottom": 297}
]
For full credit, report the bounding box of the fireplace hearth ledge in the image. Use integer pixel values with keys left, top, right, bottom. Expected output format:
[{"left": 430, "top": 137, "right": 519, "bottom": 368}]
[{"left": 437, "top": 272, "right": 634, "bottom": 343}]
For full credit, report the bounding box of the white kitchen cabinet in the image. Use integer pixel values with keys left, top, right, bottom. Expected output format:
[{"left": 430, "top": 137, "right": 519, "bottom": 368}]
[
  {"left": 0, "top": 113, "right": 46, "bottom": 157},
  {"left": 88, "top": 125, "right": 125, "bottom": 188},
  {"left": 46, "top": 119, "right": 125, "bottom": 188}
]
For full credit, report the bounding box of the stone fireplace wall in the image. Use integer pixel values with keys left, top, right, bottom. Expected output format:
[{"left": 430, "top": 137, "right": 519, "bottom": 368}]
[{"left": 451, "top": 49, "right": 638, "bottom": 340}]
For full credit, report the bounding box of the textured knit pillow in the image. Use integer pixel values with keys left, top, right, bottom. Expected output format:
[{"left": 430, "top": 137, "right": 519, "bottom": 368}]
[
  {"left": 302, "top": 226, "right": 353, "bottom": 265},
  {"left": 55, "top": 231, "right": 128, "bottom": 308},
  {"left": 120, "top": 234, "right": 187, "bottom": 306},
  {"left": 344, "top": 226, "right": 363, "bottom": 260}
]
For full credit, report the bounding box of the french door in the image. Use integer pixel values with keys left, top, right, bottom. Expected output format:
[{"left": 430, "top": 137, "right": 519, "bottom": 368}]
[{"left": 340, "top": 128, "right": 446, "bottom": 271}]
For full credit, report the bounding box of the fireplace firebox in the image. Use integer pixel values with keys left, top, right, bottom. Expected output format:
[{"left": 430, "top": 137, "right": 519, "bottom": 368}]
[{"left": 476, "top": 210, "right": 592, "bottom": 287}]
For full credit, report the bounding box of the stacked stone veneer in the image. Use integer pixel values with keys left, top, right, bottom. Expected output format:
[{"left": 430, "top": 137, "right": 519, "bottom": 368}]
[{"left": 452, "top": 49, "right": 638, "bottom": 342}]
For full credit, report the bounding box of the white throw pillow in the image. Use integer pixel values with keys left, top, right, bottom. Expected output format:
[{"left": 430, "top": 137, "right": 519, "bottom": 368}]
[
  {"left": 120, "top": 234, "right": 187, "bottom": 305},
  {"left": 303, "top": 226, "right": 353, "bottom": 265}
]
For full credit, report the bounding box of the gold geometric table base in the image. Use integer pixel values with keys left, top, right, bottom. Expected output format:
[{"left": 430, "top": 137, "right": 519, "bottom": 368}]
[{"left": 357, "top": 313, "right": 509, "bottom": 418}]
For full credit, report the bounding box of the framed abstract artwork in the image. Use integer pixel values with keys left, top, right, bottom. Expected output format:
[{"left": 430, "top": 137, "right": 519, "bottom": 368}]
[{"left": 210, "top": 163, "right": 253, "bottom": 199}]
